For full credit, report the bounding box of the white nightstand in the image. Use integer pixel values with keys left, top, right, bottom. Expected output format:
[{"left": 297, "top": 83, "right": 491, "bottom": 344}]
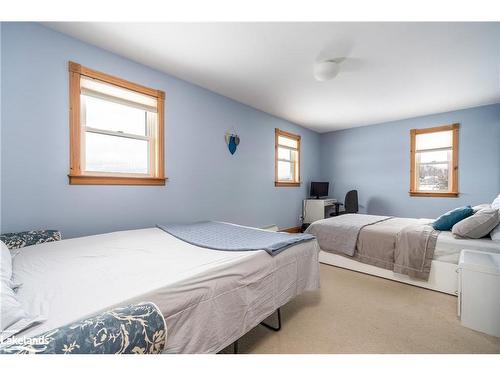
[{"left": 458, "top": 250, "right": 500, "bottom": 337}]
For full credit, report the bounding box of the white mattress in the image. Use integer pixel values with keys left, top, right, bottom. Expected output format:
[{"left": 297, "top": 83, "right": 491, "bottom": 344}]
[
  {"left": 434, "top": 231, "right": 500, "bottom": 264},
  {"left": 11, "top": 228, "right": 320, "bottom": 353}
]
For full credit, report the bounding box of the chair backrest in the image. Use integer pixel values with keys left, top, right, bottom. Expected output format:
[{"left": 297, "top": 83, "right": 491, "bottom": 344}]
[{"left": 345, "top": 190, "right": 359, "bottom": 213}]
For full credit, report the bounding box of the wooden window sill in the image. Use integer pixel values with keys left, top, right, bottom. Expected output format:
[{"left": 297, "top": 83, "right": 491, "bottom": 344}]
[
  {"left": 409, "top": 191, "right": 459, "bottom": 198},
  {"left": 275, "top": 181, "right": 301, "bottom": 187},
  {"left": 280, "top": 226, "right": 302, "bottom": 233},
  {"left": 69, "top": 175, "right": 166, "bottom": 186}
]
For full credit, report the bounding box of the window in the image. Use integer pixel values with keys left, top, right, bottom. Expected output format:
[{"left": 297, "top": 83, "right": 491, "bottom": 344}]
[
  {"left": 410, "top": 124, "right": 459, "bottom": 197},
  {"left": 68, "top": 62, "right": 165, "bottom": 185},
  {"left": 275, "top": 128, "right": 301, "bottom": 187}
]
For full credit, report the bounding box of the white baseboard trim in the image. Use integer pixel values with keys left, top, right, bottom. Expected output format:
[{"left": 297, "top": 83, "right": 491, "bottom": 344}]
[{"left": 319, "top": 250, "right": 458, "bottom": 296}]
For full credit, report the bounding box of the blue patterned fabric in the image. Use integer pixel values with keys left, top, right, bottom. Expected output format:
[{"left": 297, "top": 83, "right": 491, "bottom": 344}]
[
  {"left": 0, "top": 230, "right": 61, "bottom": 250},
  {"left": 0, "top": 303, "right": 166, "bottom": 354},
  {"left": 158, "top": 221, "right": 315, "bottom": 255},
  {"left": 432, "top": 206, "right": 474, "bottom": 231}
]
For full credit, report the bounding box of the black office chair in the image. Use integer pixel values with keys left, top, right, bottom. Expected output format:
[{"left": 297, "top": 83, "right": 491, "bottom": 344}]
[{"left": 331, "top": 190, "right": 359, "bottom": 216}]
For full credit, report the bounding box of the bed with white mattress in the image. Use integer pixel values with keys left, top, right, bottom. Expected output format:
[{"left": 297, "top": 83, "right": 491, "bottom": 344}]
[
  {"left": 312, "top": 215, "right": 500, "bottom": 295},
  {"left": 10, "top": 227, "right": 320, "bottom": 353},
  {"left": 434, "top": 231, "right": 500, "bottom": 263}
]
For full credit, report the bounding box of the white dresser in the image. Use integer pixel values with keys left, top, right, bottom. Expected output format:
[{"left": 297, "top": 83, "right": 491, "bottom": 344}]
[{"left": 457, "top": 249, "right": 500, "bottom": 337}]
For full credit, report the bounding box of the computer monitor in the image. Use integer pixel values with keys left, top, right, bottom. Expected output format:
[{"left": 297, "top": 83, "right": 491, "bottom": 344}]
[{"left": 310, "top": 182, "right": 329, "bottom": 199}]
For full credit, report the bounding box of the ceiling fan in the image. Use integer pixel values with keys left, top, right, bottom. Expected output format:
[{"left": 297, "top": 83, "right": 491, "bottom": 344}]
[{"left": 313, "top": 39, "right": 364, "bottom": 82}]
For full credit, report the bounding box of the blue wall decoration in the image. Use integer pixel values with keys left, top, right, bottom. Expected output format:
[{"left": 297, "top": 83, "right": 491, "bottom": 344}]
[{"left": 225, "top": 132, "right": 240, "bottom": 155}]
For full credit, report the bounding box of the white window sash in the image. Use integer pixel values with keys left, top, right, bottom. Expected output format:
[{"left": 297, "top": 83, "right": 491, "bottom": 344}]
[
  {"left": 415, "top": 146, "right": 453, "bottom": 153},
  {"left": 85, "top": 127, "right": 151, "bottom": 142},
  {"left": 417, "top": 161, "right": 450, "bottom": 166},
  {"left": 415, "top": 147, "right": 452, "bottom": 172},
  {"left": 79, "top": 90, "right": 156, "bottom": 177},
  {"left": 277, "top": 143, "right": 298, "bottom": 151}
]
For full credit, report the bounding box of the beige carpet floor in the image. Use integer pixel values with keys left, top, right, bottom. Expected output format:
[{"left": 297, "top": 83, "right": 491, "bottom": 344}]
[{"left": 225, "top": 264, "right": 500, "bottom": 354}]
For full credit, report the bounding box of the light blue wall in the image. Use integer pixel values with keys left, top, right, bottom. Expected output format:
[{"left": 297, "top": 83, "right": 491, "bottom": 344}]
[
  {"left": 320, "top": 104, "right": 500, "bottom": 219},
  {"left": 1, "top": 23, "right": 321, "bottom": 238},
  {"left": 2, "top": 23, "right": 499, "bottom": 238}
]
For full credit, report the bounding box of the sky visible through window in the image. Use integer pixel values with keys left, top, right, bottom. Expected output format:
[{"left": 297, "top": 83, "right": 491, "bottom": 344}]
[{"left": 84, "top": 95, "right": 150, "bottom": 174}]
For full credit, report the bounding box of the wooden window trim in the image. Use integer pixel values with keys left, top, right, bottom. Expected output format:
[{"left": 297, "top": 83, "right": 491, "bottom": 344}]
[
  {"left": 68, "top": 62, "right": 166, "bottom": 186},
  {"left": 280, "top": 226, "right": 302, "bottom": 233},
  {"left": 275, "top": 182, "right": 301, "bottom": 187},
  {"left": 275, "top": 128, "right": 301, "bottom": 187},
  {"left": 409, "top": 123, "right": 459, "bottom": 197}
]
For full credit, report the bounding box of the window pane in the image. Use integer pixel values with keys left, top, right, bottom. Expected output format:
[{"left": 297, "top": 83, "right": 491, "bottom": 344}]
[
  {"left": 416, "top": 130, "right": 452, "bottom": 151},
  {"left": 278, "top": 160, "right": 294, "bottom": 181},
  {"left": 84, "top": 95, "right": 148, "bottom": 136},
  {"left": 278, "top": 135, "right": 298, "bottom": 149},
  {"left": 278, "top": 147, "right": 297, "bottom": 161},
  {"left": 417, "top": 163, "right": 450, "bottom": 191},
  {"left": 85, "top": 132, "right": 149, "bottom": 174},
  {"left": 278, "top": 147, "right": 291, "bottom": 160},
  {"left": 417, "top": 150, "right": 451, "bottom": 164}
]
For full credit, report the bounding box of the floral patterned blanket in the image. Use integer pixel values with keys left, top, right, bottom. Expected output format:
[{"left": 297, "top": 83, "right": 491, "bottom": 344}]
[
  {"left": 0, "top": 302, "right": 166, "bottom": 354},
  {"left": 0, "top": 230, "right": 61, "bottom": 250}
]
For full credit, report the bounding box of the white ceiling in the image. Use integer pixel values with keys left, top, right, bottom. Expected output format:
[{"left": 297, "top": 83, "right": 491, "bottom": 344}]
[{"left": 45, "top": 22, "right": 500, "bottom": 133}]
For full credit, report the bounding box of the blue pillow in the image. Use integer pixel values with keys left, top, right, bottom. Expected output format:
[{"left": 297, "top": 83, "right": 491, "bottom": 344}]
[{"left": 432, "top": 206, "right": 474, "bottom": 231}]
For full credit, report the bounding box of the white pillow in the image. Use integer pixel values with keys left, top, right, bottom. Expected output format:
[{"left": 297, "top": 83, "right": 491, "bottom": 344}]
[
  {"left": 0, "top": 241, "right": 46, "bottom": 340},
  {"left": 452, "top": 209, "right": 500, "bottom": 239},
  {"left": 490, "top": 195, "right": 500, "bottom": 241},
  {"left": 492, "top": 194, "right": 500, "bottom": 210},
  {"left": 0, "top": 282, "right": 46, "bottom": 340},
  {"left": 491, "top": 224, "right": 500, "bottom": 241},
  {"left": 472, "top": 203, "right": 491, "bottom": 213},
  {"left": 1, "top": 241, "right": 12, "bottom": 280},
  {"left": 1, "top": 242, "right": 23, "bottom": 333},
  {"left": 1, "top": 280, "right": 28, "bottom": 332}
]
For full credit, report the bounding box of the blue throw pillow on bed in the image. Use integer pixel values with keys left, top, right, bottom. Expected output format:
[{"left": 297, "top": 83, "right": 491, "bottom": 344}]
[{"left": 432, "top": 206, "right": 474, "bottom": 231}]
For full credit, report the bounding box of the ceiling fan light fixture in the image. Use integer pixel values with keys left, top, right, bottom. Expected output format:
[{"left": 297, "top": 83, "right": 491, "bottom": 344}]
[{"left": 314, "top": 59, "right": 341, "bottom": 82}]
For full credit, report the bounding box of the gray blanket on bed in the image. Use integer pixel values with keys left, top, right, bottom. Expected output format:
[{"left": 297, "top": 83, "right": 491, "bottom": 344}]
[
  {"left": 305, "top": 215, "right": 439, "bottom": 280},
  {"left": 305, "top": 214, "right": 391, "bottom": 256},
  {"left": 393, "top": 224, "right": 439, "bottom": 279},
  {"left": 157, "top": 222, "right": 315, "bottom": 256}
]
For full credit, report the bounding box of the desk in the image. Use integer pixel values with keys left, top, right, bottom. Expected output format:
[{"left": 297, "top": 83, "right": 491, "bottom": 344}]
[{"left": 302, "top": 198, "right": 337, "bottom": 224}]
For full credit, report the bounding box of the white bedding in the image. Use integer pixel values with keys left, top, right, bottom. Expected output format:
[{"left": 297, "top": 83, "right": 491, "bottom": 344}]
[
  {"left": 11, "top": 228, "right": 320, "bottom": 353},
  {"left": 434, "top": 231, "right": 500, "bottom": 264}
]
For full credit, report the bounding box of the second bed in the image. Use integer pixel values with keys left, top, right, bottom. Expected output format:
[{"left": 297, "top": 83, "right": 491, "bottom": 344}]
[{"left": 306, "top": 214, "right": 500, "bottom": 295}]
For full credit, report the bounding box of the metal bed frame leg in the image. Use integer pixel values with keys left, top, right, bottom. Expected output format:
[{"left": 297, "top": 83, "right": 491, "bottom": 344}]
[
  {"left": 260, "top": 308, "right": 281, "bottom": 332},
  {"left": 230, "top": 308, "right": 281, "bottom": 354},
  {"left": 233, "top": 340, "right": 239, "bottom": 354}
]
